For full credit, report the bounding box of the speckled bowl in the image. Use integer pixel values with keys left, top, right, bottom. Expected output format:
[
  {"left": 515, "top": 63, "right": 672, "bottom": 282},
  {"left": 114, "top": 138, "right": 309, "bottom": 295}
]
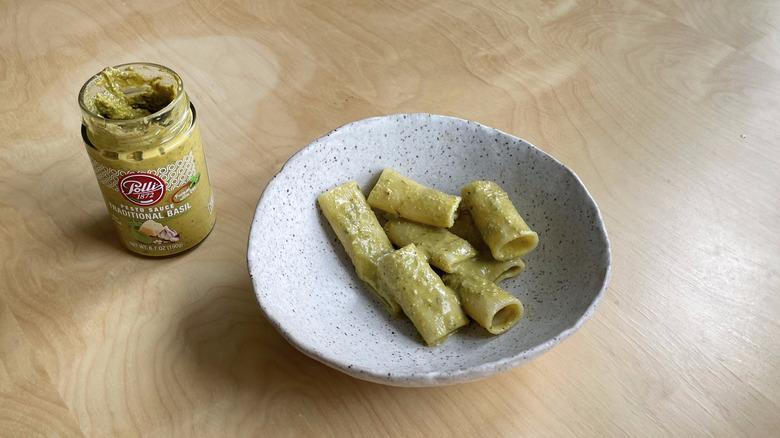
[{"left": 247, "top": 114, "right": 611, "bottom": 386}]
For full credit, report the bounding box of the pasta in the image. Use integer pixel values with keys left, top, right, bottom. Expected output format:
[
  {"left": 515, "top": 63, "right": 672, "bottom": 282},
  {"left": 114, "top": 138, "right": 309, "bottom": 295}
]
[
  {"left": 447, "top": 206, "right": 485, "bottom": 250},
  {"left": 317, "top": 181, "right": 401, "bottom": 316},
  {"left": 367, "top": 168, "right": 461, "bottom": 228},
  {"left": 383, "top": 218, "right": 477, "bottom": 273},
  {"left": 442, "top": 272, "right": 523, "bottom": 335},
  {"left": 376, "top": 244, "right": 470, "bottom": 346},
  {"left": 449, "top": 208, "right": 525, "bottom": 282},
  {"left": 461, "top": 181, "right": 538, "bottom": 261},
  {"left": 455, "top": 254, "right": 525, "bottom": 283},
  {"left": 319, "top": 169, "right": 536, "bottom": 346}
]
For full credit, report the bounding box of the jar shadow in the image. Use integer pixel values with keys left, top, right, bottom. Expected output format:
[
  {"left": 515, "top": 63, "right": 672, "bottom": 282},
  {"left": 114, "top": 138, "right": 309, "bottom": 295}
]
[{"left": 174, "top": 276, "right": 373, "bottom": 393}]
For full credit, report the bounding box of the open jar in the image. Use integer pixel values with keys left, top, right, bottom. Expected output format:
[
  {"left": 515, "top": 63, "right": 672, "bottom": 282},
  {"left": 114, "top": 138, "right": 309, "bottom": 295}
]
[{"left": 79, "top": 62, "right": 216, "bottom": 256}]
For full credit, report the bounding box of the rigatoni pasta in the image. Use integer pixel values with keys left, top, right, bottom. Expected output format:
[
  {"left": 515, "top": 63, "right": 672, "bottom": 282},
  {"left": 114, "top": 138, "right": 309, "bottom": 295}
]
[
  {"left": 455, "top": 254, "right": 525, "bottom": 283},
  {"left": 383, "top": 218, "right": 477, "bottom": 273},
  {"left": 449, "top": 208, "right": 525, "bottom": 282},
  {"left": 367, "top": 168, "right": 461, "bottom": 227},
  {"left": 319, "top": 169, "right": 537, "bottom": 346},
  {"left": 447, "top": 206, "right": 485, "bottom": 250},
  {"left": 317, "top": 181, "right": 401, "bottom": 316},
  {"left": 442, "top": 272, "right": 523, "bottom": 335},
  {"left": 461, "top": 181, "right": 538, "bottom": 261},
  {"left": 377, "top": 244, "right": 470, "bottom": 346}
]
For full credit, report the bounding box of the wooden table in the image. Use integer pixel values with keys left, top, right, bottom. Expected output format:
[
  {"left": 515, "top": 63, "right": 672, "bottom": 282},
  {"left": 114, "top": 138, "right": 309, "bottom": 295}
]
[{"left": 2, "top": 0, "right": 778, "bottom": 436}]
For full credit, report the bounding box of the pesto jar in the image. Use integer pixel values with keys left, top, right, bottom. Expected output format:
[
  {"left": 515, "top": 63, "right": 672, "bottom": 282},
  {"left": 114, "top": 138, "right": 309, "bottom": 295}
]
[{"left": 78, "top": 62, "right": 216, "bottom": 256}]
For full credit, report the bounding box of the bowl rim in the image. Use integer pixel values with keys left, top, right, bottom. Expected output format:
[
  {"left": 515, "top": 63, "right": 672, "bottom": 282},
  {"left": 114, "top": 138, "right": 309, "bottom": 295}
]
[{"left": 247, "top": 113, "right": 612, "bottom": 386}]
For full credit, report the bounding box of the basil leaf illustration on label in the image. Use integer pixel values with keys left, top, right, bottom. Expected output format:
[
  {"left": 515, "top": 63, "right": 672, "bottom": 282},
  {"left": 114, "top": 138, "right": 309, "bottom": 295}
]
[
  {"left": 131, "top": 227, "right": 154, "bottom": 244},
  {"left": 189, "top": 173, "right": 200, "bottom": 188}
]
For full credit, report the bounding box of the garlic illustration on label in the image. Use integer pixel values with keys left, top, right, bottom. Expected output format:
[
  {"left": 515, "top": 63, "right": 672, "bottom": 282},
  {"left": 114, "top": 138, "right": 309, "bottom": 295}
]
[
  {"left": 158, "top": 226, "right": 180, "bottom": 242},
  {"left": 135, "top": 219, "right": 180, "bottom": 244}
]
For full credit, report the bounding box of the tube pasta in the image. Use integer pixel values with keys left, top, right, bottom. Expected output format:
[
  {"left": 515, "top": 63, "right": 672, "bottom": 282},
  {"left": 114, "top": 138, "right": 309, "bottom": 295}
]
[
  {"left": 461, "top": 181, "right": 538, "bottom": 261},
  {"left": 455, "top": 254, "right": 525, "bottom": 283},
  {"left": 377, "top": 244, "right": 469, "bottom": 346},
  {"left": 447, "top": 206, "right": 485, "bottom": 251},
  {"left": 442, "top": 272, "right": 523, "bottom": 335},
  {"left": 449, "top": 208, "right": 524, "bottom": 282},
  {"left": 317, "top": 181, "right": 401, "bottom": 316},
  {"left": 367, "top": 168, "right": 461, "bottom": 228},
  {"left": 384, "top": 218, "right": 477, "bottom": 273},
  {"left": 320, "top": 173, "right": 536, "bottom": 346}
]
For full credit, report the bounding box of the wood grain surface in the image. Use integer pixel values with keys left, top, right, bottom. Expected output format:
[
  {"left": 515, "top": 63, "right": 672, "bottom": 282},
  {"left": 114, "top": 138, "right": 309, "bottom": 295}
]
[{"left": 1, "top": 0, "right": 778, "bottom": 436}]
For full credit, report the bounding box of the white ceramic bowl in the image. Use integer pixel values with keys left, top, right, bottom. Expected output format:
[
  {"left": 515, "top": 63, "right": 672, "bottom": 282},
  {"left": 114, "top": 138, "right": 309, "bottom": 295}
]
[{"left": 248, "top": 114, "right": 611, "bottom": 386}]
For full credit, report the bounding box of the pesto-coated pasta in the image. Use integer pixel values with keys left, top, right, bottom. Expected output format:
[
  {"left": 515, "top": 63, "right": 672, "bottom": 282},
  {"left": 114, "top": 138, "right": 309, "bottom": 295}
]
[
  {"left": 449, "top": 208, "right": 525, "bottom": 282},
  {"left": 367, "top": 168, "right": 461, "bottom": 228},
  {"left": 461, "top": 181, "right": 538, "bottom": 261},
  {"left": 318, "top": 182, "right": 401, "bottom": 316},
  {"left": 447, "top": 206, "right": 485, "bottom": 251},
  {"left": 384, "top": 218, "right": 477, "bottom": 273},
  {"left": 377, "top": 244, "right": 469, "bottom": 346},
  {"left": 455, "top": 254, "right": 525, "bottom": 283},
  {"left": 320, "top": 173, "right": 537, "bottom": 345},
  {"left": 442, "top": 272, "right": 524, "bottom": 335}
]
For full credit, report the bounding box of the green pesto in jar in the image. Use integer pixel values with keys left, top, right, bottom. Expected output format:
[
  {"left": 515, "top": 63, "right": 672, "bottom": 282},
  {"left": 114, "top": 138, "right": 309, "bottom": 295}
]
[
  {"left": 93, "top": 67, "right": 177, "bottom": 119},
  {"left": 79, "top": 63, "right": 216, "bottom": 257}
]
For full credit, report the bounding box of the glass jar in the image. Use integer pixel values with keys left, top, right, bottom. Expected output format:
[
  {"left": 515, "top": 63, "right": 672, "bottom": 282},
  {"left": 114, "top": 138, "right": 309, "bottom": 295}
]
[{"left": 78, "top": 62, "right": 216, "bottom": 256}]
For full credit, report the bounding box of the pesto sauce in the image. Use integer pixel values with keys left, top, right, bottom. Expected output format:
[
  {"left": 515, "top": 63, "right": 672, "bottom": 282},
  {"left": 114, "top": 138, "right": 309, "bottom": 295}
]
[
  {"left": 94, "top": 67, "right": 177, "bottom": 119},
  {"left": 80, "top": 63, "right": 216, "bottom": 257}
]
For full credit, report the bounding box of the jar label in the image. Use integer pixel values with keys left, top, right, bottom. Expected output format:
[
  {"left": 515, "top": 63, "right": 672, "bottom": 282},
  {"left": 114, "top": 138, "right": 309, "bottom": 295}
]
[
  {"left": 118, "top": 173, "right": 167, "bottom": 205},
  {"left": 87, "top": 137, "right": 216, "bottom": 257},
  {"left": 91, "top": 151, "right": 197, "bottom": 195}
]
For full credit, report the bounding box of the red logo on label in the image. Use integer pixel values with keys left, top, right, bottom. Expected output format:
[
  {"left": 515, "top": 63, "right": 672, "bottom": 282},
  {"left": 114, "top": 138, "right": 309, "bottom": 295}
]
[{"left": 118, "top": 173, "right": 166, "bottom": 206}]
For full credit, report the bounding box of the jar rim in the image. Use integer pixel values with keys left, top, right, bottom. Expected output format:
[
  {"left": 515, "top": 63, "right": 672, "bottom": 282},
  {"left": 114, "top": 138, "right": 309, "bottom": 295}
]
[{"left": 78, "top": 62, "right": 185, "bottom": 124}]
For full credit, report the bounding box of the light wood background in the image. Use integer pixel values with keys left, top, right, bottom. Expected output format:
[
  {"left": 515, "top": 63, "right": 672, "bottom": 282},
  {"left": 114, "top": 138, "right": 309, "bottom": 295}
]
[{"left": 2, "top": 0, "right": 778, "bottom": 436}]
